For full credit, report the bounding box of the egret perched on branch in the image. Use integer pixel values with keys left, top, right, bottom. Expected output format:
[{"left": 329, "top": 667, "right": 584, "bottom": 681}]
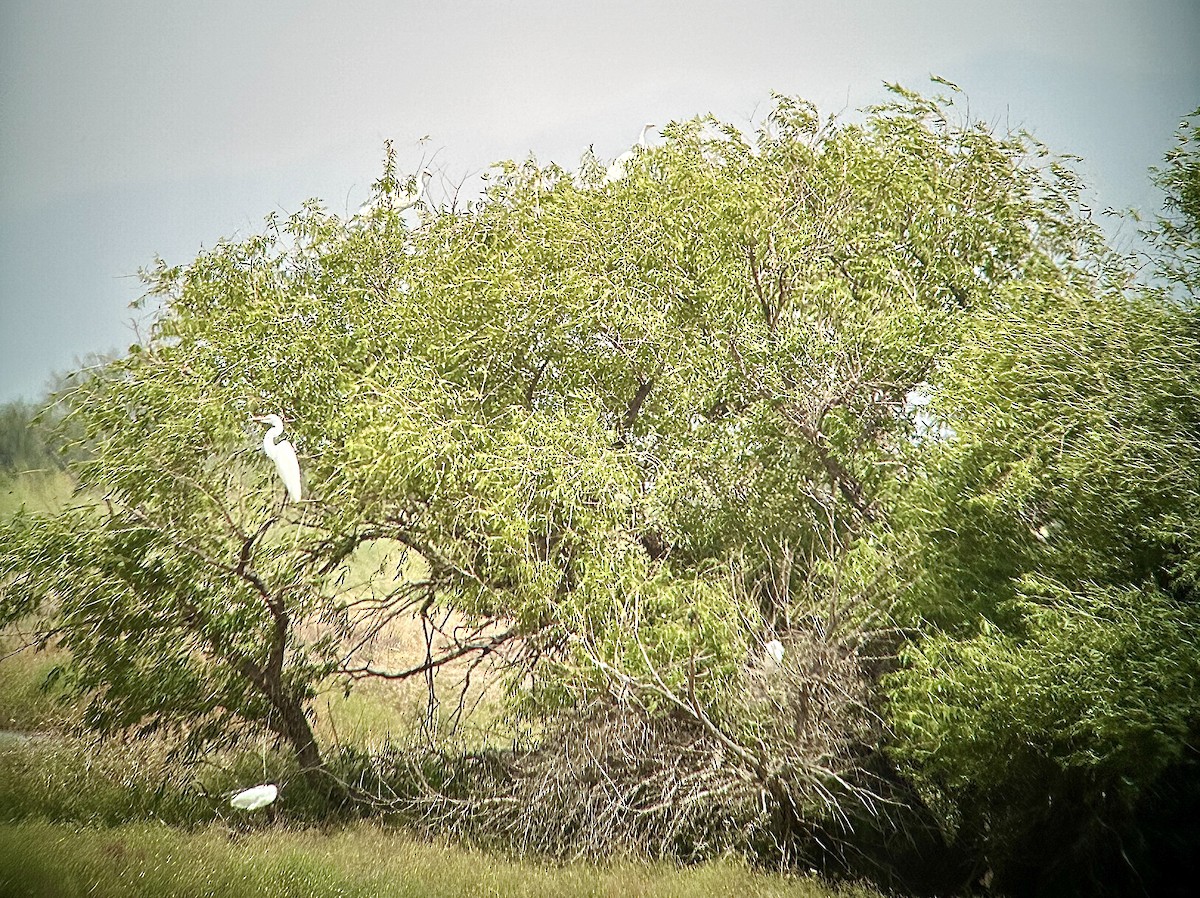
[
  {"left": 252, "top": 414, "right": 302, "bottom": 502},
  {"left": 230, "top": 783, "right": 278, "bottom": 811},
  {"left": 355, "top": 168, "right": 433, "bottom": 218},
  {"left": 606, "top": 123, "right": 655, "bottom": 183},
  {"left": 397, "top": 168, "right": 434, "bottom": 212}
]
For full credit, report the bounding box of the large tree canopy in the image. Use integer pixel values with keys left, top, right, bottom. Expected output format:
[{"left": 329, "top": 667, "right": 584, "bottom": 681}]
[{"left": 4, "top": 86, "right": 1198, "bottom": 893}]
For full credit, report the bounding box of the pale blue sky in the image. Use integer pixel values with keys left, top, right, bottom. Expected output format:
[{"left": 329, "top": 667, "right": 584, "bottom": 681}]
[{"left": 2, "top": 0, "right": 1197, "bottom": 401}]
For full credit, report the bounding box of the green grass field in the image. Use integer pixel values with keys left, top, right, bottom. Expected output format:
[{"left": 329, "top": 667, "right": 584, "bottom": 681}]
[
  {"left": 0, "top": 638, "right": 74, "bottom": 733},
  {"left": 0, "top": 470, "right": 72, "bottom": 517},
  {"left": 0, "top": 821, "right": 876, "bottom": 898}
]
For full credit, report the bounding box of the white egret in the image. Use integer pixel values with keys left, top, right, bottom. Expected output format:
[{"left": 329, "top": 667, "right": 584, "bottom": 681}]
[
  {"left": 606, "top": 123, "right": 655, "bottom": 183},
  {"left": 230, "top": 783, "right": 278, "bottom": 811},
  {"left": 252, "top": 414, "right": 302, "bottom": 502},
  {"left": 396, "top": 168, "right": 434, "bottom": 212},
  {"left": 764, "top": 639, "right": 785, "bottom": 669},
  {"left": 355, "top": 168, "right": 433, "bottom": 218}
]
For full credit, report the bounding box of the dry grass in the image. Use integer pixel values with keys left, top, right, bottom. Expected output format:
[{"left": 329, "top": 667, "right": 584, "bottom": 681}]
[{"left": 312, "top": 537, "right": 520, "bottom": 751}]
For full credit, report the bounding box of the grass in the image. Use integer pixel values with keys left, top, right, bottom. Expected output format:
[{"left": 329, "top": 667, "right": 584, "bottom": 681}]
[
  {"left": 0, "top": 636, "right": 78, "bottom": 732},
  {"left": 0, "top": 653, "right": 876, "bottom": 898},
  {"left": 0, "top": 469, "right": 72, "bottom": 517},
  {"left": 311, "top": 535, "right": 519, "bottom": 751},
  {"left": 314, "top": 676, "right": 426, "bottom": 749},
  {"left": 314, "top": 672, "right": 526, "bottom": 752},
  {"left": 0, "top": 821, "right": 879, "bottom": 898},
  {"left": 0, "top": 734, "right": 217, "bottom": 827}
]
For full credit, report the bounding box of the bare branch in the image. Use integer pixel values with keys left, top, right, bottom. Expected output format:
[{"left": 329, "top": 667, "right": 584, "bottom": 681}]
[{"left": 340, "top": 626, "right": 519, "bottom": 681}]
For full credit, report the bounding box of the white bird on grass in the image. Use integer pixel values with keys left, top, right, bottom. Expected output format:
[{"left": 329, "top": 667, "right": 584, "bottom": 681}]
[
  {"left": 251, "top": 414, "right": 302, "bottom": 502},
  {"left": 606, "top": 123, "right": 655, "bottom": 183},
  {"left": 230, "top": 783, "right": 278, "bottom": 811}
]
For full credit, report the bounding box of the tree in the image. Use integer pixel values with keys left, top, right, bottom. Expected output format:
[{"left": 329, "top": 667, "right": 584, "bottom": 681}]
[
  {"left": 1151, "top": 106, "right": 1200, "bottom": 295},
  {"left": 881, "top": 110, "right": 1200, "bottom": 893},
  {"left": 0, "top": 401, "right": 56, "bottom": 473},
  {"left": 3, "top": 86, "right": 1195, "bottom": 886}
]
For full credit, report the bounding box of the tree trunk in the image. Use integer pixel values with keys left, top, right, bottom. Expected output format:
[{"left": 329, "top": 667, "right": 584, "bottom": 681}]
[{"left": 274, "top": 693, "right": 325, "bottom": 786}]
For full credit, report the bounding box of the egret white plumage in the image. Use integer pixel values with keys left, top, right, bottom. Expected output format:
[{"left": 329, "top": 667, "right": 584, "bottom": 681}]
[
  {"left": 764, "top": 639, "right": 785, "bottom": 668},
  {"left": 396, "top": 168, "right": 434, "bottom": 212},
  {"left": 230, "top": 783, "right": 278, "bottom": 811},
  {"left": 252, "top": 414, "right": 302, "bottom": 502},
  {"left": 356, "top": 168, "right": 433, "bottom": 218},
  {"left": 606, "top": 123, "right": 655, "bottom": 182}
]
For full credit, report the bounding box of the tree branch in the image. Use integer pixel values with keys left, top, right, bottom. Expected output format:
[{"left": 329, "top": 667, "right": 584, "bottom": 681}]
[
  {"left": 341, "top": 626, "right": 519, "bottom": 681},
  {"left": 617, "top": 377, "right": 655, "bottom": 444}
]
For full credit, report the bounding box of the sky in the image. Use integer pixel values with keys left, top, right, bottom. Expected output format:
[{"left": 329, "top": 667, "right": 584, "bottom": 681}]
[{"left": 2, "top": 0, "right": 1198, "bottom": 403}]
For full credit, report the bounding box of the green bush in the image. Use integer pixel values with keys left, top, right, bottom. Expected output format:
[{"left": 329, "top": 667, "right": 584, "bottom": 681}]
[{"left": 877, "top": 111, "right": 1200, "bottom": 894}]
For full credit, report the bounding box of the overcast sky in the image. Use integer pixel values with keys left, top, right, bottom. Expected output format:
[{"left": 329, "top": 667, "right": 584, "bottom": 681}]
[{"left": 2, "top": 0, "right": 1197, "bottom": 403}]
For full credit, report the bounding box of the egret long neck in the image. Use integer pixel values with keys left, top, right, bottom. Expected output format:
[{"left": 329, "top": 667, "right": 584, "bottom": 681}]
[
  {"left": 263, "top": 420, "right": 284, "bottom": 453},
  {"left": 410, "top": 173, "right": 429, "bottom": 204}
]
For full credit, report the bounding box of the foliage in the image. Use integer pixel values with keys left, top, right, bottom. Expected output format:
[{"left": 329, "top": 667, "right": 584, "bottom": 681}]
[
  {"left": 1151, "top": 106, "right": 1200, "bottom": 293},
  {"left": 0, "top": 399, "right": 73, "bottom": 517},
  {"left": 0, "top": 401, "right": 57, "bottom": 474},
  {"left": 3, "top": 83, "right": 1198, "bottom": 890},
  {"left": 879, "top": 111, "right": 1200, "bottom": 893}
]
